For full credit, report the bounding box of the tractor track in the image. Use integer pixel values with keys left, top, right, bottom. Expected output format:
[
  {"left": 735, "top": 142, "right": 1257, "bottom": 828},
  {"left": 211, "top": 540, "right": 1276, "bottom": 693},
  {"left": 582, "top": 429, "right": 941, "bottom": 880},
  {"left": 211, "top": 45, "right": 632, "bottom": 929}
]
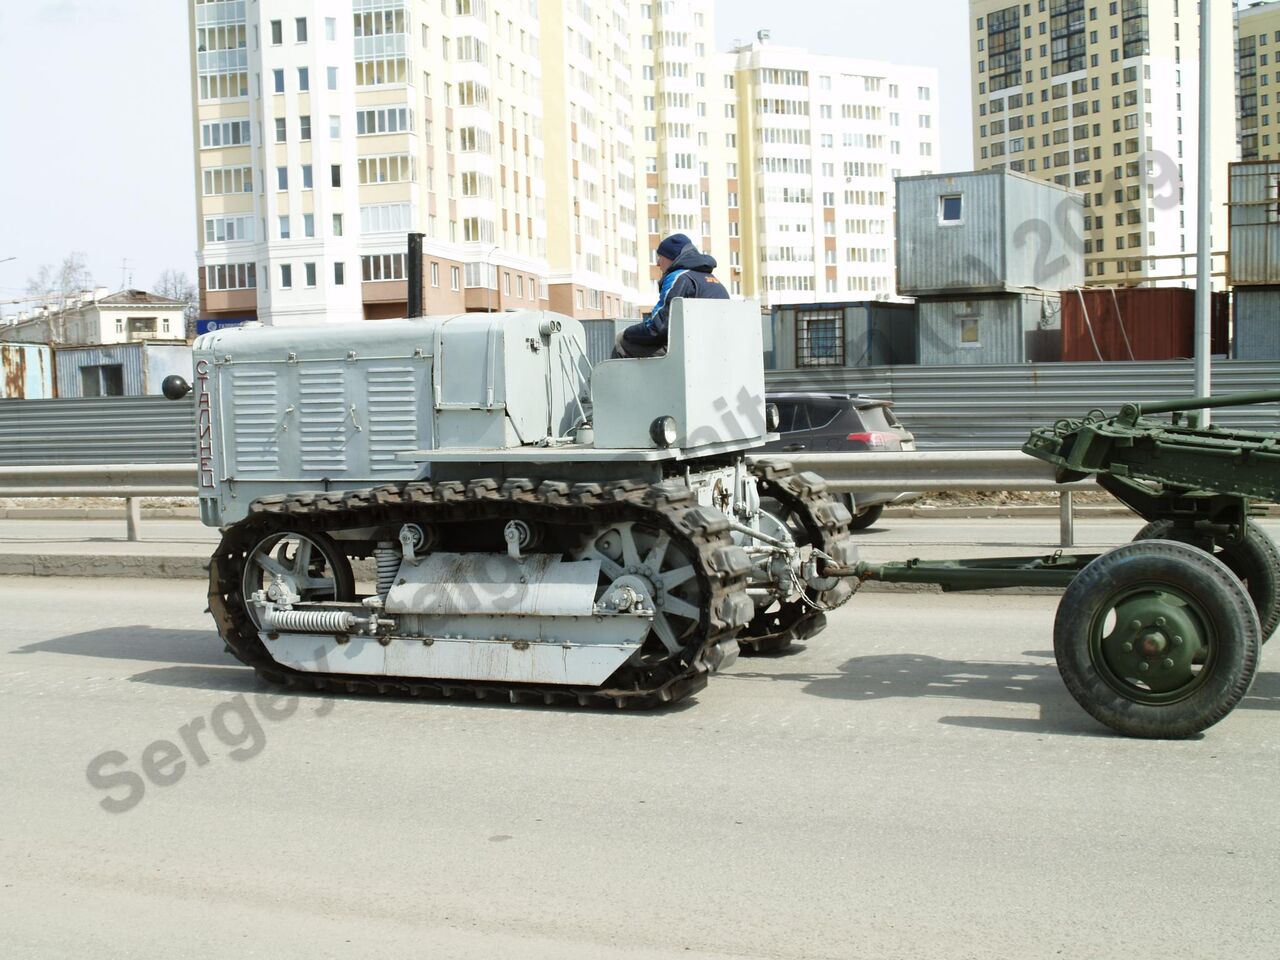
[{"left": 209, "top": 475, "right": 759, "bottom": 709}]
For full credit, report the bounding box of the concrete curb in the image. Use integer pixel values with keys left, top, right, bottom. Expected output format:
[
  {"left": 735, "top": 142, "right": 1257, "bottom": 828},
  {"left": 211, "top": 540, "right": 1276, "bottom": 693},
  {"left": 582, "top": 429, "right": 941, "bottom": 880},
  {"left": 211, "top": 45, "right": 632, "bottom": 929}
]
[{"left": 0, "top": 554, "right": 209, "bottom": 579}]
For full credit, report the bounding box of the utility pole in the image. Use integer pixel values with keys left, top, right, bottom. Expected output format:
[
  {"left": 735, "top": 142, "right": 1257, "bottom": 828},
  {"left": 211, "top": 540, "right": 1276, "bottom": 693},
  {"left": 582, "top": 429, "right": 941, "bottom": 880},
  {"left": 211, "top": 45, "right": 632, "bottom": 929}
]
[{"left": 1193, "top": 0, "right": 1213, "bottom": 426}]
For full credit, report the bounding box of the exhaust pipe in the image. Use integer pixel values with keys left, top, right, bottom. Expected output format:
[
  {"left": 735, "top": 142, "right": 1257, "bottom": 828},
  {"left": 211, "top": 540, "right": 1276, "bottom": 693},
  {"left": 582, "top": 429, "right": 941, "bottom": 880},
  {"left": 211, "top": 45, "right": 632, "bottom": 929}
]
[{"left": 407, "top": 231, "right": 424, "bottom": 318}]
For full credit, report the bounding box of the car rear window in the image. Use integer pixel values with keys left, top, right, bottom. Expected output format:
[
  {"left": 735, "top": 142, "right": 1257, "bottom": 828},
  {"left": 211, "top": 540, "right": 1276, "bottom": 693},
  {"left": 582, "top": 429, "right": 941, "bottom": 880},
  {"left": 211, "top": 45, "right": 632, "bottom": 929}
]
[{"left": 856, "top": 405, "right": 894, "bottom": 432}]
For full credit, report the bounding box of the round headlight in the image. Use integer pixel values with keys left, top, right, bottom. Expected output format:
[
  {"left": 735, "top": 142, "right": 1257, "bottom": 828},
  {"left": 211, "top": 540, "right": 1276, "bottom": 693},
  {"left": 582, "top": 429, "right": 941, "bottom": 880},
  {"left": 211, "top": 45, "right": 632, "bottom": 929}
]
[
  {"left": 650, "top": 415, "right": 678, "bottom": 448},
  {"left": 765, "top": 403, "right": 780, "bottom": 432},
  {"left": 162, "top": 375, "right": 192, "bottom": 401}
]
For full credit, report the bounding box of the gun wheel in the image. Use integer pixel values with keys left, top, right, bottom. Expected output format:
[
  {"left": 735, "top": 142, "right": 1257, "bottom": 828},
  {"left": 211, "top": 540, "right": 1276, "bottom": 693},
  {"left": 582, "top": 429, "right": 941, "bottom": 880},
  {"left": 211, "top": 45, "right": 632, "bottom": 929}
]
[
  {"left": 1133, "top": 519, "right": 1280, "bottom": 642},
  {"left": 1054, "top": 540, "right": 1259, "bottom": 739}
]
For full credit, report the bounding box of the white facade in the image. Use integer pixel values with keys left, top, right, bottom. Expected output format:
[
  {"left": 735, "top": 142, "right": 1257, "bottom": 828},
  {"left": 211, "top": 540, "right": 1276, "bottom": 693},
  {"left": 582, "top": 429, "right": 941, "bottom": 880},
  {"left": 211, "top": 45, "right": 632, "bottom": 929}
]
[
  {"left": 0, "top": 289, "right": 187, "bottom": 345},
  {"left": 730, "top": 38, "right": 940, "bottom": 307}
]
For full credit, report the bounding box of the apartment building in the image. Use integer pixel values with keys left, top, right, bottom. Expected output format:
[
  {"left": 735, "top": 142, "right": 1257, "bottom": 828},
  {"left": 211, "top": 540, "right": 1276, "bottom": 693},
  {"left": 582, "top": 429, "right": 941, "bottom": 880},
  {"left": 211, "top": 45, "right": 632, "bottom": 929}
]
[
  {"left": 969, "top": 0, "right": 1237, "bottom": 286},
  {"left": 1240, "top": 0, "right": 1280, "bottom": 161},
  {"left": 190, "top": 0, "right": 939, "bottom": 323},
  {"left": 730, "top": 36, "right": 940, "bottom": 306},
  {"left": 191, "top": 0, "right": 588, "bottom": 325},
  {"left": 542, "top": 1, "right": 641, "bottom": 318}
]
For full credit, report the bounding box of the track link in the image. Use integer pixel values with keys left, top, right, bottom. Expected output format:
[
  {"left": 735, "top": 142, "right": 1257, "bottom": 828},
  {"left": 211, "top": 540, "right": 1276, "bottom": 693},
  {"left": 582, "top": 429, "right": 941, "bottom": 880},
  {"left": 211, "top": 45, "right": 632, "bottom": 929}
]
[
  {"left": 209, "top": 477, "right": 756, "bottom": 709},
  {"left": 740, "top": 459, "right": 860, "bottom": 654}
]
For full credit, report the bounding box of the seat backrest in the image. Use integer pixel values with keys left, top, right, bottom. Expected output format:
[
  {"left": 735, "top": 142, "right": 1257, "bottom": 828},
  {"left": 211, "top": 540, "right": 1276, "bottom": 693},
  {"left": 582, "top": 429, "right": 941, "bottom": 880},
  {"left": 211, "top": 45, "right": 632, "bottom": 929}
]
[{"left": 591, "top": 298, "right": 766, "bottom": 450}]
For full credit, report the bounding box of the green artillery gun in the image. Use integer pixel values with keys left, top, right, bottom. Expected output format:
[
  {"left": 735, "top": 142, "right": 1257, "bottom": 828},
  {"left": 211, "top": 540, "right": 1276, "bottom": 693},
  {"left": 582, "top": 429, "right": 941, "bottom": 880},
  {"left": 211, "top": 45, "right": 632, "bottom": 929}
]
[{"left": 856, "top": 390, "right": 1280, "bottom": 740}]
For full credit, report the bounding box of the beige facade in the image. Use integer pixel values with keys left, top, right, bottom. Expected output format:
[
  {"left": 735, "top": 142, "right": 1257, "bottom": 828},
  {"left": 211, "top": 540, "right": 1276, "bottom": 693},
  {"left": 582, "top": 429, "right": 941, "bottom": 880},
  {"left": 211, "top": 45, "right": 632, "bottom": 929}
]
[
  {"left": 969, "top": 0, "right": 1237, "bottom": 287},
  {"left": 1240, "top": 0, "right": 1280, "bottom": 161},
  {"left": 0, "top": 289, "right": 187, "bottom": 345}
]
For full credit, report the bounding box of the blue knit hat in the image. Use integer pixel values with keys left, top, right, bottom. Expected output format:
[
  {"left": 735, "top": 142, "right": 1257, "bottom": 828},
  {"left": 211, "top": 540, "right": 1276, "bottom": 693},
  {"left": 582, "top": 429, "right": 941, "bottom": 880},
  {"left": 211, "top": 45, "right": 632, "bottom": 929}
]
[{"left": 656, "top": 233, "right": 692, "bottom": 261}]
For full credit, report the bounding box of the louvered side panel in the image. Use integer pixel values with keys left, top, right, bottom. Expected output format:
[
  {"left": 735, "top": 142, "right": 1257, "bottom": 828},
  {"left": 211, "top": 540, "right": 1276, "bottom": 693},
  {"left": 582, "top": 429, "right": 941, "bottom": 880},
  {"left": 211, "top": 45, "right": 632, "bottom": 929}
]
[
  {"left": 298, "top": 368, "right": 348, "bottom": 473},
  {"left": 230, "top": 369, "right": 280, "bottom": 474},
  {"left": 366, "top": 364, "right": 419, "bottom": 475}
]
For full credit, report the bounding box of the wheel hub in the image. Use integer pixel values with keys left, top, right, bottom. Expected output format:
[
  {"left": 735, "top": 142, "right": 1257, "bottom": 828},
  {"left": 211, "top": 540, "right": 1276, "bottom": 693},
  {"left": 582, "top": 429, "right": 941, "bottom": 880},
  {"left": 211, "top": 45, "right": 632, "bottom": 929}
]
[{"left": 1102, "top": 593, "right": 1206, "bottom": 694}]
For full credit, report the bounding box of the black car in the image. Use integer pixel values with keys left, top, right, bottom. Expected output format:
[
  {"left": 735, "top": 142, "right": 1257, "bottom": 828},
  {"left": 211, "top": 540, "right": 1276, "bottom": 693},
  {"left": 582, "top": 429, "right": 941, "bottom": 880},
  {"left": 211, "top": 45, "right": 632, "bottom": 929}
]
[{"left": 763, "top": 392, "right": 916, "bottom": 529}]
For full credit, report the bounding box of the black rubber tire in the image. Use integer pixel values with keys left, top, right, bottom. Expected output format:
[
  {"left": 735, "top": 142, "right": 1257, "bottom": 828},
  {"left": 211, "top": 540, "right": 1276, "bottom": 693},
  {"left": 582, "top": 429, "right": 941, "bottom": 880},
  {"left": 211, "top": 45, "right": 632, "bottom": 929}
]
[
  {"left": 1133, "top": 519, "right": 1280, "bottom": 642},
  {"left": 845, "top": 499, "right": 884, "bottom": 531},
  {"left": 1054, "top": 540, "right": 1260, "bottom": 739}
]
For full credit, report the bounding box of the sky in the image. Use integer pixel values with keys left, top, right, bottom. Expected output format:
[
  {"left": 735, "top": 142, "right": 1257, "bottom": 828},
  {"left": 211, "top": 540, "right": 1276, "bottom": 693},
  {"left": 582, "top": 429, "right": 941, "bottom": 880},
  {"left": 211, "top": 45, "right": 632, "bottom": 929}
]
[{"left": 0, "top": 1, "right": 972, "bottom": 316}]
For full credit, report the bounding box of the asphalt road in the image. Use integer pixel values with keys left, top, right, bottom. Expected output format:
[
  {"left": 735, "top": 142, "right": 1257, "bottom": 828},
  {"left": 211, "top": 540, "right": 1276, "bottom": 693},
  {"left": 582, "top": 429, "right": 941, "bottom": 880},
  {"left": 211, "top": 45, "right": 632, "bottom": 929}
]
[{"left": 1, "top": 577, "right": 1277, "bottom": 959}]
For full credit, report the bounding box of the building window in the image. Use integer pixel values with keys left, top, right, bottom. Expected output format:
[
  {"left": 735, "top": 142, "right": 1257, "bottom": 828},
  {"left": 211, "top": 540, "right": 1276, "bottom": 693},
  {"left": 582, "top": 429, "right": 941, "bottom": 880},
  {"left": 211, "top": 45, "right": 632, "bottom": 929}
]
[
  {"left": 326, "top": 17, "right": 336, "bottom": 41},
  {"left": 299, "top": 115, "right": 311, "bottom": 141},
  {"left": 279, "top": 215, "right": 290, "bottom": 239},
  {"left": 298, "top": 67, "right": 309, "bottom": 91},
  {"left": 274, "top": 117, "right": 287, "bottom": 143},
  {"left": 332, "top": 214, "right": 343, "bottom": 236},
  {"left": 200, "top": 119, "right": 251, "bottom": 149},
  {"left": 796, "top": 310, "right": 844, "bottom": 367},
  {"left": 327, "top": 66, "right": 338, "bottom": 90},
  {"left": 331, "top": 164, "right": 342, "bottom": 187},
  {"left": 330, "top": 115, "right": 341, "bottom": 138},
  {"left": 302, "top": 164, "right": 313, "bottom": 189},
  {"left": 295, "top": 17, "right": 307, "bottom": 43},
  {"left": 273, "top": 69, "right": 284, "bottom": 93},
  {"left": 280, "top": 264, "right": 293, "bottom": 289},
  {"left": 80, "top": 365, "right": 124, "bottom": 398},
  {"left": 430, "top": 262, "right": 440, "bottom": 287},
  {"left": 303, "top": 214, "right": 315, "bottom": 238},
  {"left": 334, "top": 262, "right": 345, "bottom": 285},
  {"left": 201, "top": 166, "right": 253, "bottom": 196},
  {"left": 276, "top": 167, "right": 288, "bottom": 190},
  {"left": 270, "top": 20, "right": 282, "bottom": 45},
  {"left": 361, "top": 253, "right": 407, "bottom": 281},
  {"left": 939, "top": 194, "right": 963, "bottom": 223},
  {"left": 305, "top": 262, "right": 317, "bottom": 287},
  {"left": 960, "top": 316, "right": 980, "bottom": 345},
  {"left": 204, "top": 263, "right": 256, "bottom": 291},
  {"left": 450, "top": 266, "right": 460, "bottom": 290}
]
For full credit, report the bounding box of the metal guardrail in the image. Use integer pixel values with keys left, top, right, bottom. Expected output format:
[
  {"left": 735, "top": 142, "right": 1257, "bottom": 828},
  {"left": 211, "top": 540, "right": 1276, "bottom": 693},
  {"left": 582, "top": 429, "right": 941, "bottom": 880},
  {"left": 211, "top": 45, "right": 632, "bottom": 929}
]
[
  {"left": 785, "top": 450, "right": 1094, "bottom": 493},
  {"left": 0, "top": 454, "right": 1093, "bottom": 545}
]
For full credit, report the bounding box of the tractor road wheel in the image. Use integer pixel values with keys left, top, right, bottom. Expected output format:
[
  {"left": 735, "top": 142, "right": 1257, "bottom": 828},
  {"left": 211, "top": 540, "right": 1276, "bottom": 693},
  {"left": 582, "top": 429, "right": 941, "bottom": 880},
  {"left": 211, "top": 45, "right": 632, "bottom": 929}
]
[
  {"left": 845, "top": 499, "right": 884, "bottom": 531},
  {"left": 1133, "top": 519, "right": 1280, "bottom": 642},
  {"left": 1054, "top": 540, "right": 1259, "bottom": 739}
]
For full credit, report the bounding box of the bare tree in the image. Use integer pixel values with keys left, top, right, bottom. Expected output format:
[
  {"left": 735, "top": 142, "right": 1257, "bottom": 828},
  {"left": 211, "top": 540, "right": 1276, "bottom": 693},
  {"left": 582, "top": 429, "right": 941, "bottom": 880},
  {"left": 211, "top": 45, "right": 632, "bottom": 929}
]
[
  {"left": 154, "top": 269, "right": 200, "bottom": 338},
  {"left": 24, "top": 252, "right": 93, "bottom": 342}
]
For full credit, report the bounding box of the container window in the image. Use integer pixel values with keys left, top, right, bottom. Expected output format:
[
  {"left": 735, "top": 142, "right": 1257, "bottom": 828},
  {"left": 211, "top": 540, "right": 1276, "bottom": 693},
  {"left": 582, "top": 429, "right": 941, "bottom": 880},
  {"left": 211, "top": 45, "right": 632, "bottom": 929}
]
[
  {"left": 796, "top": 309, "right": 844, "bottom": 367},
  {"left": 939, "top": 194, "right": 963, "bottom": 223}
]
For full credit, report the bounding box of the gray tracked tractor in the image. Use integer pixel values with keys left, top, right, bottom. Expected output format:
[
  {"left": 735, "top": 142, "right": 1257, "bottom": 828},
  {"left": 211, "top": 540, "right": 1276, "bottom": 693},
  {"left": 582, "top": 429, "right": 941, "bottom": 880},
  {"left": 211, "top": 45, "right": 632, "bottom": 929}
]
[{"left": 177, "top": 299, "right": 858, "bottom": 707}]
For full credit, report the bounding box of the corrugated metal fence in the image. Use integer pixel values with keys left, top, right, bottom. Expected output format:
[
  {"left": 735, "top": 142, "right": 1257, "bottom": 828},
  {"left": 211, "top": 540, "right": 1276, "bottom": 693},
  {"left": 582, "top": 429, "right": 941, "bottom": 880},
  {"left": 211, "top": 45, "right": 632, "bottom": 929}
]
[
  {"left": 766, "top": 360, "right": 1280, "bottom": 449},
  {"left": 1, "top": 360, "right": 1278, "bottom": 465},
  {"left": 0, "top": 396, "right": 195, "bottom": 465}
]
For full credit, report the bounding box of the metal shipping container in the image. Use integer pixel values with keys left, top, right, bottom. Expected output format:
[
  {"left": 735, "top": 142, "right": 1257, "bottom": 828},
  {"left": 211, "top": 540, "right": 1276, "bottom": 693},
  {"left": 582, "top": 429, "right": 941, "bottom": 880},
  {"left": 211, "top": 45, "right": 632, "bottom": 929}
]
[
  {"left": 1234, "top": 287, "right": 1280, "bottom": 360},
  {"left": 768, "top": 302, "right": 918, "bottom": 370},
  {"left": 55, "top": 341, "right": 193, "bottom": 398},
  {"left": 918, "top": 293, "right": 1061, "bottom": 366},
  {"left": 0, "top": 342, "right": 55, "bottom": 399},
  {"left": 1228, "top": 161, "right": 1280, "bottom": 286},
  {"left": 896, "top": 170, "right": 1085, "bottom": 297},
  {"left": 1061, "top": 288, "right": 1230, "bottom": 362}
]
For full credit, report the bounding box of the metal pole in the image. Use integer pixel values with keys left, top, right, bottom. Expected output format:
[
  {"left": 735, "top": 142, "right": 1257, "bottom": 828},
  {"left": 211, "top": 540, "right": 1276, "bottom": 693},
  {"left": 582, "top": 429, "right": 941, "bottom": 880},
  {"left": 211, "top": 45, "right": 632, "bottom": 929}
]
[
  {"left": 1059, "top": 491, "right": 1075, "bottom": 549},
  {"left": 1193, "top": 0, "right": 1213, "bottom": 426},
  {"left": 125, "top": 497, "right": 141, "bottom": 542}
]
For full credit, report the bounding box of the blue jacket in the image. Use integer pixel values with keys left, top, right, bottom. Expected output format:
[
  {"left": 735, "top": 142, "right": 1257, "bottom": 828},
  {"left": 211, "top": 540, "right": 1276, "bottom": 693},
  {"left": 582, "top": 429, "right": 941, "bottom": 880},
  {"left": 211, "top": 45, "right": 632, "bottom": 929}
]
[{"left": 622, "top": 246, "right": 729, "bottom": 347}]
